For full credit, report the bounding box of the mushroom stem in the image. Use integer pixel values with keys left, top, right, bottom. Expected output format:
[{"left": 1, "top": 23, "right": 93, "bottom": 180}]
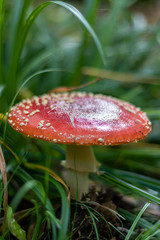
[
  {"left": 62, "top": 145, "right": 100, "bottom": 200},
  {"left": 65, "top": 169, "right": 89, "bottom": 200}
]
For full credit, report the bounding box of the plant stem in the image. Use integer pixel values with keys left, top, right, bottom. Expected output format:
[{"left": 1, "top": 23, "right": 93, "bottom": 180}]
[
  {"left": 0, "top": 0, "right": 6, "bottom": 83},
  {"left": 63, "top": 145, "right": 100, "bottom": 200},
  {"left": 70, "top": 0, "right": 101, "bottom": 86}
]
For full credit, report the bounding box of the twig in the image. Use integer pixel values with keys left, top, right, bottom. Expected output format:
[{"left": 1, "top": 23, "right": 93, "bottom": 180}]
[{"left": 49, "top": 77, "right": 102, "bottom": 93}]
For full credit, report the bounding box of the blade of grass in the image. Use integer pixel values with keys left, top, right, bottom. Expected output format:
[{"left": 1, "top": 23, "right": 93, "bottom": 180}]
[
  {"left": 7, "top": 0, "right": 31, "bottom": 69},
  {"left": 3, "top": 68, "right": 65, "bottom": 142},
  {"left": 7, "top": 0, "right": 105, "bottom": 99},
  {"left": 45, "top": 211, "right": 60, "bottom": 229},
  {"left": 91, "top": 0, "right": 129, "bottom": 67},
  {"left": 0, "top": 113, "right": 6, "bottom": 122},
  {"left": 31, "top": 200, "right": 43, "bottom": 240},
  {"left": 33, "top": 173, "right": 69, "bottom": 240},
  {"left": 69, "top": 200, "right": 78, "bottom": 240},
  {"left": 101, "top": 0, "right": 129, "bottom": 47},
  {"left": 42, "top": 176, "right": 70, "bottom": 240},
  {"left": 104, "top": 168, "right": 160, "bottom": 192},
  {"left": 10, "top": 1, "right": 105, "bottom": 99},
  {"left": 119, "top": 208, "right": 154, "bottom": 230},
  {"left": 79, "top": 202, "right": 125, "bottom": 238},
  {"left": 5, "top": 158, "right": 58, "bottom": 238},
  {"left": 0, "top": 206, "right": 37, "bottom": 225},
  {"left": 11, "top": 180, "right": 41, "bottom": 211},
  {"left": 145, "top": 229, "right": 160, "bottom": 240},
  {"left": 24, "top": 162, "right": 70, "bottom": 196},
  {"left": 15, "top": 166, "right": 70, "bottom": 240},
  {"left": 0, "top": 0, "right": 6, "bottom": 82},
  {"left": 83, "top": 67, "right": 160, "bottom": 85},
  {"left": 15, "top": 167, "right": 57, "bottom": 239},
  {"left": 82, "top": 201, "right": 125, "bottom": 220},
  {"left": 18, "top": 48, "right": 57, "bottom": 82},
  {"left": 137, "top": 220, "right": 160, "bottom": 240},
  {"left": 100, "top": 173, "right": 160, "bottom": 204},
  {"left": 124, "top": 202, "right": 150, "bottom": 240},
  {"left": 7, "top": 0, "right": 31, "bottom": 97},
  {"left": 145, "top": 109, "right": 160, "bottom": 118},
  {"left": 70, "top": 0, "right": 101, "bottom": 86},
  {"left": 51, "top": 1, "right": 105, "bottom": 65},
  {"left": 0, "top": 139, "right": 20, "bottom": 163},
  {"left": 79, "top": 202, "right": 100, "bottom": 240}
]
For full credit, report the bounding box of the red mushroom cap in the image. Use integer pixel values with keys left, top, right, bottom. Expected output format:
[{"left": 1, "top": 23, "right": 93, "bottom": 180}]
[{"left": 8, "top": 92, "right": 151, "bottom": 145}]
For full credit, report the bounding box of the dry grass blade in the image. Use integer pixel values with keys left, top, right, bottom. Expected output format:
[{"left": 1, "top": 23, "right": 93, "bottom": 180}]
[
  {"left": 49, "top": 77, "right": 102, "bottom": 93},
  {"left": 0, "top": 207, "right": 37, "bottom": 225},
  {"left": 24, "top": 162, "right": 70, "bottom": 201},
  {"left": 0, "top": 113, "right": 6, "bottom": 122},
  {"left": 83, "top": 67, "right": 160, "bottom": 85},
  {"left": 0, "top": 140, "right": 20, "bottom": 163},
  {"left": 0, "top": 144, "right": 8, "bottom": 210},
  {"left": 82, "top": 201, "right": 125, "bottom": 220},
  {"left": 0, "top": 141, "right": 70, "bottom": 200}
]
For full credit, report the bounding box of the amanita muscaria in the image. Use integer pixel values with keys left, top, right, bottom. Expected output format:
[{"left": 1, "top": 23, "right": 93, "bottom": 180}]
[{"left": 8, "top": 91, "right": 151, "bottom": 199}]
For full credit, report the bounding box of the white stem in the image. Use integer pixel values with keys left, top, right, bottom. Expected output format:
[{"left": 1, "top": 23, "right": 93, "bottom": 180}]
[
  {"left": 62, "top": 145, "right": 100, "bottom": 200},
  {"left": 65, "top": 169, "right": 89, "bottom": 200}
]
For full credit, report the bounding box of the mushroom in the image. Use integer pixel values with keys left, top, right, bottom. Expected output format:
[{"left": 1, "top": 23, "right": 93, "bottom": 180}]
[{"left": 8, "top": 91, "right": 151, "bottom": 200}]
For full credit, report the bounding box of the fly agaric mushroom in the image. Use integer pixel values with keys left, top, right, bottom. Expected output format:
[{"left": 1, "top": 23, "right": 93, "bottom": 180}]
[{"left": 8, "top": 92, "right": 151, "bottom": 199}]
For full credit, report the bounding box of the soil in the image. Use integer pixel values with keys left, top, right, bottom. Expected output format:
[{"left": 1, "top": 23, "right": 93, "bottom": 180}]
[
  {"left": 2, "top": 184, "right": 158, "bottom": 239},
  {"left": 65, "top": 185, "right": 136, "bottom": 240}
]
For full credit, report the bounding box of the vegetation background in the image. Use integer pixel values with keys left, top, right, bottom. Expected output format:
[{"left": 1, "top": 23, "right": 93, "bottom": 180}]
[{"left": 0, "top": 0, "right": 160, "bottom": 239}]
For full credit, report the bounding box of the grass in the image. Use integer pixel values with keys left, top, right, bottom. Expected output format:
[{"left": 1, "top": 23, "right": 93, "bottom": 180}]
[{"left": 0, "top": 0, "right": 160, "bottom": 239}]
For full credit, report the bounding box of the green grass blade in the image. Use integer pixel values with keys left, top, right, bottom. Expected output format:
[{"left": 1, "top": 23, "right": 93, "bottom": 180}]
[
  {"left": 18, "top": 48, "right": 56, "bottom": 82},
  {"left": 25, "top": 1, "right": 104, "bottom": 63},
  {"left": 46, "top": 211, "right": 61, "bottom": 229},
  {"left": 51, "top": 1, "right": 105, "bottom": 65},
  {"left": 6, "top": 0, "right": 31, "bottom": 95},
  {"left": 85, "top": 204, "right": 125, "bottom": 238},
  {"left": 105, "top": 168, "right": 160, "bottom": 192},
  {"left": 57, "top": 188, "right": 70, "bottom": 240},
  {"left": 13, "top": 0, "right": 105, "bottom": 86},
  {"left": 31, "top": 200, "right": 42, "bottom": 240},
  {"left": 69, "top": 200, "right": 78, "bottom": 240},
  {"left": 15, "top": 167, "right": 70, "bottom": 239},
  {"left": 38, "top": 176, "right": 70, "bottom": 240},
  {"left": 145, "top": 109, "right": 160, "bottom": 119},
  {"left": 70, "top": 0, "right": 101, "bottom": 86},
  {"left": 145, "top": 229, "right": 160, "bottom": 240},
  {"left": 80, "top": 203, "right": 100, "bottom": 240},
  {"left": 4, "top": 0, "right": 105, "bottom": 103},
  {"left": 100, "top": 173, "right": 160, "bottom": 204},
  {"left": 11, "top": 180, "right": 41, "bottom": 211},
  {"left": 119, "top": 208, "right": 153, "bottom": 229},
  {"left": 138, "top": 220, "right": 160, "bottom": 240},
  {"left": 7, "top": 0, "right": 31, "bottom": 68},
  {"left": 15, "top": 167, "right": 57, "bottom": 239},
  {"left": 0, "top": 0, "right": 6, "bottom": 82},
  {"left": 100, "top": 0, "right": 128, "bottom": 47},
  {"left": 3, "top": 68, "right": 64, "bottom": 143},
  {"left": 125, "top": 202, "right": 150, "bottom": 240}
]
